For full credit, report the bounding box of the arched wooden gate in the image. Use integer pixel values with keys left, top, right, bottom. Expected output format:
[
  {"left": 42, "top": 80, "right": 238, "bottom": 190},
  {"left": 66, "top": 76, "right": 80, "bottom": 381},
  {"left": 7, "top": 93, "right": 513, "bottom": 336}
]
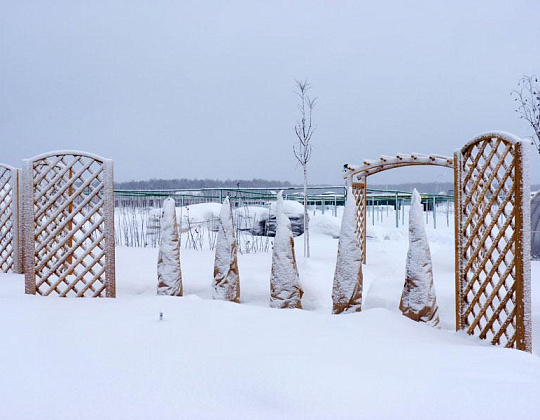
[
  {"left": 344, "top": 153, "right": 453, "bottom": 263},
  {"left": 344, "top": 132, "right": 531, "bottom": 351},
  {"left": 22, "top": 151, "right": 116, "bottom": 297}
]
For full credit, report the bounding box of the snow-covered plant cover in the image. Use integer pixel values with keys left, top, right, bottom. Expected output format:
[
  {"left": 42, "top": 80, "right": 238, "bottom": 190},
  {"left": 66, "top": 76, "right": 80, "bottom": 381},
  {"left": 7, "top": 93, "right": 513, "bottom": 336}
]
[
  {"left": 157, "top": 197, "right": 183, "bottom": 296},
  {"left": 270, "top": 191, "right": 303, "bottom": 309},
  {"left": 400, "top": 189, "right": 439, "bottom": 326},
  {"left": 212, "top": 197, "right": 240, "bottom": 302},
  {"left": 332, "top": 187, "right": 363, "bottom": 314}
]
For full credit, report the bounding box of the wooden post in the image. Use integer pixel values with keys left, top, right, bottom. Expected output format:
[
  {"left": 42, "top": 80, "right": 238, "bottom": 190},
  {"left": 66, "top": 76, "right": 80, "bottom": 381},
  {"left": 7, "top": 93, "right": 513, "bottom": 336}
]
[
  {"left": 103, "top": 159, "right": 116, "bottom": 298},
  {"left": 22, "top": 159, "right": 36, "bottom": 294},
  {"left": 454, "top": 150, "right": 463, "bottom": 332},
  {"left": 395, "top": 192, "right": 399, "bottom": 228},
  {"left": 13, "top": 168, "right": 22, "bottom": 274},
  {"left": 433, "top": 196, "right": 437, "bottom": 229},
  {"left": 514, "top": 141, "right": 532, "bottom": 352}
]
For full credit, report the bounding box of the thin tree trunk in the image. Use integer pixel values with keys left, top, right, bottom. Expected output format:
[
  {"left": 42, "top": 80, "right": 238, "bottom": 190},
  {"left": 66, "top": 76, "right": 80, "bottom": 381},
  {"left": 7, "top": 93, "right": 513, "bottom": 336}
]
[{"left": 303, "top": 166, "right": 310, "bottom": 258}]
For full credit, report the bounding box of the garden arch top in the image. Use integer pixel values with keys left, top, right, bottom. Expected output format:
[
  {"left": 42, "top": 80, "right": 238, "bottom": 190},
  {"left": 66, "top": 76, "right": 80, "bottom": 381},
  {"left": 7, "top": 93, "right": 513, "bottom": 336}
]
[{"left": 343, "top": 153, "right": 454, "bottom": 179}]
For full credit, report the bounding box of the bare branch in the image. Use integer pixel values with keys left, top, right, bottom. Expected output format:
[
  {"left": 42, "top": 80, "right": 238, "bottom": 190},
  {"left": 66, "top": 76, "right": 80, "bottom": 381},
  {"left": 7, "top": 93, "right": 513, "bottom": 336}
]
[
  {"left": 293, "top": 78, "right": 317, "bottom": 258},
  {"left": 511, "top": 74, "right": 540, "bottom": 154}
]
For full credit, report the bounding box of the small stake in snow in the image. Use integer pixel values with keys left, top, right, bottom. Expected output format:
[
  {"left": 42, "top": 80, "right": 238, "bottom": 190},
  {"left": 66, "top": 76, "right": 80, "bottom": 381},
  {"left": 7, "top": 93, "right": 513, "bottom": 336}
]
[
  {"left": 157, "top": 197, "right": 183, "bottom": 296},
  {"left": 159, "top": 312, "right": 163, "bottom": 321},
  {"left": 270, "top": 191, "right": 303, "bottom": 309},
  {"left": 399, "top": 189, "right": 440, "bottom": 326}
]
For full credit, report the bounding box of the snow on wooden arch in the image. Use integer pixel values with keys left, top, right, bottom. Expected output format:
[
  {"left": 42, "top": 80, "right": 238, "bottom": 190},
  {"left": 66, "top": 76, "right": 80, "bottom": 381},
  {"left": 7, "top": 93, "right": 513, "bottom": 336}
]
[
  {"left": 0, "top": 164, "right": 21, "bottom": 273},
  {"left": 22, "top": 151, "right": 116, "bottom": 297},
  {"left": 455, "top": 132, "right": 531, "bottom": 351},
  {"left": 344, "top": 132, "right": 531, "bottom": 351}
]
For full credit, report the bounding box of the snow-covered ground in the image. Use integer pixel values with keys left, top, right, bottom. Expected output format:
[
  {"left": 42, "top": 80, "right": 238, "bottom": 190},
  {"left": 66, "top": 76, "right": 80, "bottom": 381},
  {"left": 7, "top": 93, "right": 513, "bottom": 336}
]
[{"left": 1, "top": 207, "right": 540, "bottom": 419}]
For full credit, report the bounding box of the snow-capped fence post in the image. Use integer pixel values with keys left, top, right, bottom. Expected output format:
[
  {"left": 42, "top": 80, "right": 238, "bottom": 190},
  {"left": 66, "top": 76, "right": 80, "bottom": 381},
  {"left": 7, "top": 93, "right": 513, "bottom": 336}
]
[
  {"left": 212, "top": 197, "right": 240, "bottom": 302},
  {"left": 0, "top": 164, "right": 22, "bottom": 274},
  {"left": 455, "top": 132, "right": 532, "bottom": 352},
  {"left": 270, "top": 191, "right": 303, "bottom": 309},
  {"left": 395, "top": 192, "right": 399, "bottom": 228},
  {"left": 400, "top": 189, "right": 440, "bottom": 326},
  {"left": 22, "top": 151, "right": 116, "bottom": 297},
  {"left": 157, "top": 197, "right": 183, "bottom": 296},
  {"left": 332, "top": 187, "right": 363, "bottom": 314},
  {"left": 432, "top": 196, "right": 437, "bottom": 229}
]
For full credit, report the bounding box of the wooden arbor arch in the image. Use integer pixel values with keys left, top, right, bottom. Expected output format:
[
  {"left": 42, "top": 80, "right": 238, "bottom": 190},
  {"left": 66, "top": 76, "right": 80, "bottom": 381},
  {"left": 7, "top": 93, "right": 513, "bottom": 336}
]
[
  {"left": 344, "top": 132, "right": 531, "bottom": 352},
  {"left": 343, "top": 153, "right": 454, "bottom": 264}
]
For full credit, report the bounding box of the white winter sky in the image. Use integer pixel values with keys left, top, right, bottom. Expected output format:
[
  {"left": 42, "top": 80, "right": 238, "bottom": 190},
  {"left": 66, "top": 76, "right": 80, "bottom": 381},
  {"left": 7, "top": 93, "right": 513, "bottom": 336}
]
[{"left": 1, "top": 1, "right": 540, "bottom": 186}]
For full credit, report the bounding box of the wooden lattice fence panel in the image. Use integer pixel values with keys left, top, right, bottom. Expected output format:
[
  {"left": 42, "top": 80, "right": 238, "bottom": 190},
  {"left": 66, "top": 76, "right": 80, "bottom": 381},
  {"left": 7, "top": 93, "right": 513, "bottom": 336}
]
[
  {"left": 455, "top": 132, "right": 531, "bottom": 351},
  {"left": 0, "top": 164, "right": 21, "bottom": 273},
  {"left": 22, "top": 151, "right": 115, "bottom": 297},
  {"left": 351, "top": 180, "right": 367, "bottom": 264}
]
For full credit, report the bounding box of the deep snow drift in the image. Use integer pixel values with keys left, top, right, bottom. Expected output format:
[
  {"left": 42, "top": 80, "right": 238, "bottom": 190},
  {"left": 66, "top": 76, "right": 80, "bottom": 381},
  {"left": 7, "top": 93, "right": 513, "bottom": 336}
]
[{"left": 1, "top": 206, "right": 540, "bottom": 419}]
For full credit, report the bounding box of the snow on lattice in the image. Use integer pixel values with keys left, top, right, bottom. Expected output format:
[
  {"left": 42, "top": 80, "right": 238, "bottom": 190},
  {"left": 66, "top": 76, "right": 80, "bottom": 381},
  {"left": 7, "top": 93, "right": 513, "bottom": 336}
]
[
  {"left": 157, "top": 197, "right": 183, "bottom": 296},
  {"left": 455, "top": 132, "right": 531, "bottom": 351},
  {"left": 22, "top": 151, "right": 115, "bottom": 297},
  {"left": 270, "top": 191, "right": 303, "bottom": 309},
  {"left": 400, "top": 189, "right": 440, "bottom": 326},
  {"left": 332, "top": 187, "right": 363, "bottom": 314},
  {"left": 351, "top": 182, "right": 367, "bottom": 263},
  {"left": 212, "top": 197, "right": 240, "bottom": 302},
  {"left": 0, "top": 164, "right": 20, "bottom": 274}
]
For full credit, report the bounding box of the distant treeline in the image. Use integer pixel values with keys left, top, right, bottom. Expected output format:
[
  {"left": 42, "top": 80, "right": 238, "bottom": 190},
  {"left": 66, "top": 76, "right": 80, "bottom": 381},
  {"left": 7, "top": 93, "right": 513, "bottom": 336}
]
[
  {"left": 369, "top": 182, "right": 455, "bottom": 194},
  {"left": 115, "top": 178, "right": 294, "bottom": 190},
  {"left": 115, "top": 179, "right": 538, "bottom": 194},
  {"left": 371, "top": 182, "right": 540, "bottom": 194}
]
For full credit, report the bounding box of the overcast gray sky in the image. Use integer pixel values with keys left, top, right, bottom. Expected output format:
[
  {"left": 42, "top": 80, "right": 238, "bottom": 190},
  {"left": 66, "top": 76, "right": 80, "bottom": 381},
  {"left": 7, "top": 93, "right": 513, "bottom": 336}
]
[{"left": 1, "top": 1, "right": 539, "bottom": 185}]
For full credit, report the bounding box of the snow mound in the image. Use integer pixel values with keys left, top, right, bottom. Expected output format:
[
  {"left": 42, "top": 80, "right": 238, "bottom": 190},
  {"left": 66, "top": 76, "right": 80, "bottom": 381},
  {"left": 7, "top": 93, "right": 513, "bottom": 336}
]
[
  {"left": 310, "top": 214, "right": 340, "bottom": 238},
  {"left": 269, "top": 199, "right": 304, "bottom": 216}
]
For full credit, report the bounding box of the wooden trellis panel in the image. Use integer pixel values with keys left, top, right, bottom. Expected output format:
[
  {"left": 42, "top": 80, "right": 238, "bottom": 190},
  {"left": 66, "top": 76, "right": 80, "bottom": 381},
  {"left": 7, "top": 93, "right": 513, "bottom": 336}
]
[
  {"left": 22, "top": 151, "right": 115, "bottom": 297},
  {"left": 455, "top": 132, "right": 531, "bottom": 351},
  {"left": 0, "top": 164, "right": 21, "bottom": 273},
  {"left": 351, "top": 180, "right": 367, "bottom": 264}
]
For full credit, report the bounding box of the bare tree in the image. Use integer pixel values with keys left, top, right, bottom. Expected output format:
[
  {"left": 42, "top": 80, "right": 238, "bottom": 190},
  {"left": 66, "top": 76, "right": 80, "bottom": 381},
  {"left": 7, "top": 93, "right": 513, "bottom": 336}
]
[
  {"left": 294, "top": 79, "right": 316, "bottom": 258},
  {"left": 512, "top": 74, "right": 540, "bottom": 154}
]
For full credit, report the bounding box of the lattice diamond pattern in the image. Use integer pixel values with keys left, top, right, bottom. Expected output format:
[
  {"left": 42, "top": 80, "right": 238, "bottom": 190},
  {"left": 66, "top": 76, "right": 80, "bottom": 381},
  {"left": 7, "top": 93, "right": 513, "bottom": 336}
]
[
  {"left": 459, "top": 137, "right": 521, "bottom": 348},
  {"left": 30, "top": 155, "right": 109, "bottom": 297},
  {"left": 352, "top": 182, "right": 367, "bottom": 264},
  {"left": 0, "top": 166, "right": 15, "bottom": 273}
]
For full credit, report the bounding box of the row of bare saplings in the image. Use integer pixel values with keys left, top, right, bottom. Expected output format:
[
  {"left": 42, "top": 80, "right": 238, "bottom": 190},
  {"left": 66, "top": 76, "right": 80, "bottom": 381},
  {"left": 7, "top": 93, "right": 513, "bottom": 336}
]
[
  {"left": 157, "top": 189, "right": 440, "bottom": 324},
  {"left": 115, "top": 202, "right": 271, "bottom": 253}
]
